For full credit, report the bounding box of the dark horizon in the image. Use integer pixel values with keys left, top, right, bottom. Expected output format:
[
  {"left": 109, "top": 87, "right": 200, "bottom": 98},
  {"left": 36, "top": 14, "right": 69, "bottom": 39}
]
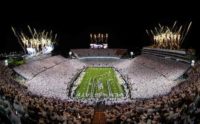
[{"left": 0, "top": 12, "right": 199, "bottom": 56}]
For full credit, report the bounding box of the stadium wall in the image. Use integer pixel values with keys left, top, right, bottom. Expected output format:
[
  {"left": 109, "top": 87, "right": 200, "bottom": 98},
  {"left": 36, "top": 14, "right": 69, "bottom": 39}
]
[
  {"left": 142, "top": 47, "right": 193, "bottom": 64},
  {"left": 70, "top": 49, "right": 128, "bottom": 58}
]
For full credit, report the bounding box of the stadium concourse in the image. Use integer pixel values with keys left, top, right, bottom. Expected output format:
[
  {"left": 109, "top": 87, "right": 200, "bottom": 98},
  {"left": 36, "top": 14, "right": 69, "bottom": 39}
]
[{"left": 1, "top": 48, "right": 200, "bottom": 123}]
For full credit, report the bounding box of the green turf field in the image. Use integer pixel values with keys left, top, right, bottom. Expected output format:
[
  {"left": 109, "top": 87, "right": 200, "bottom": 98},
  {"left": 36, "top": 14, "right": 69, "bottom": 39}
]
[{"left": 75, "top": 67, "right": 124, "bottom": 99}]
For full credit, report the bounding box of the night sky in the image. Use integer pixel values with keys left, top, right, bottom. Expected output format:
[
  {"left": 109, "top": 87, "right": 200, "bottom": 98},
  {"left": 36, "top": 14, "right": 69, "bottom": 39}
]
[{"left": 0, "top": 4, "right": 199, "bottom": 56}]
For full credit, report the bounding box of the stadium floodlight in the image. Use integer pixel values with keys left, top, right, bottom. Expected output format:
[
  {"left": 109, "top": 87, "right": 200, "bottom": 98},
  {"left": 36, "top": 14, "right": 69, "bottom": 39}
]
[
  {"left": 69, "top": 51, "right": 72, "bottom": 56},
  {"left": 191, "top": 60, "right": 195, "bottom": 67},
  {"left": 130, "top": 51, "right": 134, "bottom": 55},
  {"left": 130, "top": 51, "right": 134, "bottom": 58},
  {"left": 4, "top": 59, "right": 8, "bottom": 66}
]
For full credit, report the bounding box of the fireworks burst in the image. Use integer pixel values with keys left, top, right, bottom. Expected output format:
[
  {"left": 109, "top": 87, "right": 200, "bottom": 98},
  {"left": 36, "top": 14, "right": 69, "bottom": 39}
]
[
  {"left": 90, "top": 33, "right": 108, "bottom": 49},
  {"left": 146, "top": 21, "right": 192, "bottom": 50},
  {"left": 12, "top": 26, "right": 57, "bottom": 56}
]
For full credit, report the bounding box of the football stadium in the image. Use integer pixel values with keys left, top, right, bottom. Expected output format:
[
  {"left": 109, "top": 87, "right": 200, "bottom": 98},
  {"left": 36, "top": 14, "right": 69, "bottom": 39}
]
[{"left": 0, "top": 15, "right": 200, "bottom": 124}]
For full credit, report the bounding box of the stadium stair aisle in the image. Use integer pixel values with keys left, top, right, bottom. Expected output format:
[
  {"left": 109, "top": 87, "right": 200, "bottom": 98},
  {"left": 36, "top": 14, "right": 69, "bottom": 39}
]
[{"left": 92, "top": 112, "right": 106, "bottom": 124}]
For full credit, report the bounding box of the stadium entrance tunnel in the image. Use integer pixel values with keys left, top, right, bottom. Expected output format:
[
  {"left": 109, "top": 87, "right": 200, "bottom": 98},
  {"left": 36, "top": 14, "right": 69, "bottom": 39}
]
[{"left": 69, "top": 67, "right": 130, "bottom": 102}]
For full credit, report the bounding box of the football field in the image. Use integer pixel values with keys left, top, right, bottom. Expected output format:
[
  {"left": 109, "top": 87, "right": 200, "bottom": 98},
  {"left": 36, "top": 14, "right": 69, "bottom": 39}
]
[{"left": 75, "top": 67, "right": 124, "bottom": 99}]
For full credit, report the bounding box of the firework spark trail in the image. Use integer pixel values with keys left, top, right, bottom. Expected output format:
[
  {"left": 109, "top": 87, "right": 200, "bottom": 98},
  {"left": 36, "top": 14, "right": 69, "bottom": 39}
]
[
  {"left": 12, "top": 26, "right": 57, "bottom": 56},
  {"left": 180, "top": 21, "right": 192, "bottom": 44},
  {"left": 146, "top": 21, "right": 192, "bottom": 50},
  {"left": 90, "top": 33, "right": 109, "bottom": 49},
  {"left": 12, "top": 27, "right": 27, "bottom": 53},
  {"left": 27, "top": 25, "right": 34, "bottom": 37},
  {"left": 172, "top": 21, "right": 177, "bottom": 30}
]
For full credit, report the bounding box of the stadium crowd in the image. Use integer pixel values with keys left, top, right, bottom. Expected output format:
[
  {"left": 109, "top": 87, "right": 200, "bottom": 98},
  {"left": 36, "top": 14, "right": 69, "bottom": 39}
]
[
  {"left": 14, "top": 55, "right": 66, "bottom": 80},
  {"left": 114, "top": 54, "right": 190, "bottom": 99},
  {"left": 15, "top": 56, "right": 86, "bottom": 100},
  {"left": 105, "top": 61, "right": 200, "bottom": 123},
  {"left": 1, "top": 53, "right": 198, "bottom": 123},
  {"left": 0, "top": 62, "right": 94, "bottom": 124}
]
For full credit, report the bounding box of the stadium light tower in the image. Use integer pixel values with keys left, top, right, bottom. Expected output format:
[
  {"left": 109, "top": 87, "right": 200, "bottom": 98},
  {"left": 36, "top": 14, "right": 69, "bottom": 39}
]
[
  {"left": 191, "top": 60, "right": 195, "bottom": 67},
  {"left": 130, "top": 51, "right": 134, "bottom": 58},
  {"left": 69, "top": 51, "right": 73, "bottom": 58},
  {"left": 4, "top": 59, "right": 8, "bottom": 66}
]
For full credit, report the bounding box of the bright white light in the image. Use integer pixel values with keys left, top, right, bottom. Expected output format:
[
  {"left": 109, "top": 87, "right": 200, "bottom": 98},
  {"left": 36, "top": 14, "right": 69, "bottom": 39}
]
[
  {"left": 146, "top": 21, "right": 192, "bottom": 50},
  {"left": 103, "top": 44, "right": 108, "bottom": 49},
  {"left": 90, "top": 43, "right": 108, "bottom": 49},
  {"left": 42, "top": 45, "right": 54, "bottom": 54},
  {"left": 4, "top": 59, "right": 8, "bottom": 66},
  {"left": 12, "top": 26, "right": 57, "bottom": 57},
  {"left": 191, "top": 60, "right": 195, "bottom": 67},
  {"left": 69, "top": 51, "right": 72, "bottom": 56},
  {"left": 130, "top": 52, "right": 134, "bottom": 56},
  {"left": 27, "top": 47, "right": 36, "bottom": 55},
  {"left": 90, "top": 33, "right": 108, "bottom": 49}
]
